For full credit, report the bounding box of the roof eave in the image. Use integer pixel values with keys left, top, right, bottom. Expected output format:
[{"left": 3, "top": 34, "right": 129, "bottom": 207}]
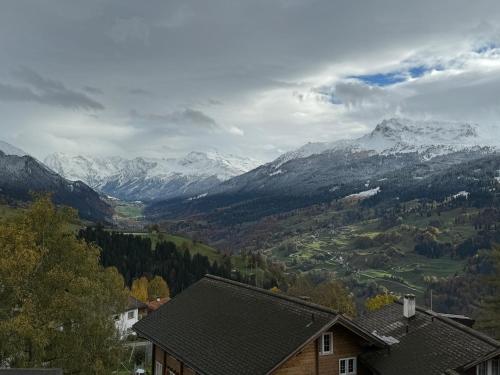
[
  {"left": 461, "top": 347, "right": 500, "bottom": 370},
  {"left": 264, "top": 316, "right": 340, "bottom": 375},
  {"left": 133, "top": 324, "right": 211, "bottom": 375}
]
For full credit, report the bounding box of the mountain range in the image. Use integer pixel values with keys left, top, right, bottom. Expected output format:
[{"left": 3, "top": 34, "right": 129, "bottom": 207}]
[
  {"left": 44, "top": 151, "right": 260, "bottom": 201},
  {"left": 272, "top": 118, "right": 490, "bottom": 168},
  {"left": 0, "top": 143, "right": 110, "bottom": 221},
  {"left": 146, "top": 118, "right": 499, "bottom": 222},
  {"left": 2, "top": 117, "right": 498, "bottom": 224}
]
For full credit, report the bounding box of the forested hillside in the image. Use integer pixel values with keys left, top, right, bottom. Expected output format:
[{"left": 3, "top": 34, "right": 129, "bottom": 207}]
[
  {"left": 78, "top": 225, "right": 232, "bottom": 296},
  {"left": 152, "top": 154, "right": 500, "bottom": 317},
  {"left": 78, "top": 225, "right": 287, "bottom": 296}
]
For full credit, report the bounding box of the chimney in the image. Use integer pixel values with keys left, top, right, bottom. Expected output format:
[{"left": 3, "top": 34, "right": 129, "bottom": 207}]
[{"left": 403, "top": 294, "right": 416, "bottom": 319}]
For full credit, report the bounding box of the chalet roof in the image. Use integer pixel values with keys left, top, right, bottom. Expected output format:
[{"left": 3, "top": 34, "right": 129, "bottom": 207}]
[
  {"left": 355, "top": 302, "right": 500, "bottom": 375},
  {"left": 133, "top": 275, "right": 384, "bottom": 375}
]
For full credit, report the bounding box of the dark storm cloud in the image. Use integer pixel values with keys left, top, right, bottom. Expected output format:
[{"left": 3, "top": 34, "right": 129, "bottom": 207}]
[
  {"left": 130, "top": 108, "right": 220, "bottom": 134},
  {"left": 0, "top": 67, "right": 104, "bottom": 110},
  {"left": 127, "top": 88, "right": 154, "bottom": 96},
  {"left": 1, "top": 0, "right": 500, "bottom": 159},
  {"left": 83, "top": 86, "right": 103, "bottom": 95}
]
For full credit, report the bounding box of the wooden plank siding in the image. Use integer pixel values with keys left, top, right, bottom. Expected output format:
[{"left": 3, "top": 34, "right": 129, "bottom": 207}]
[
  {"left": 273, "top": 324, "right": 368, "bottom": 375},
  {"left": 273, "top": 341, "right": 317, "bottom": 375},
  {"left": 318, "top": 325, "right": 368, "bottom": 375},
  {"left": 152, "top": 324, "right": 370, "bottom": 375}
]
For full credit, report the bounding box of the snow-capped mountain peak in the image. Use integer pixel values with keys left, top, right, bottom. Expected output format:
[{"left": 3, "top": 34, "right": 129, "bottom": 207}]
[
  {"left": 43, "top": 151, "right": 261, "bottom": 201},
  {"left": 272, "top": 118, "right": 490, "bottom": 169},
  {"left": 0, "top": 140, "right": 27, "bottom": 157},
  {"left": 366, "top": 118, "right": 479, "bottom": 146}
]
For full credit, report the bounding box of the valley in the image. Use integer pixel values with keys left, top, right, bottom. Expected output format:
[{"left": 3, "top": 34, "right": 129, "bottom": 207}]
[
  {"left": 4, "top": 5, "right": 500, "bottom": 373},
  {"left": 1, "top": 118, "right": 499, "bottom": 317}
]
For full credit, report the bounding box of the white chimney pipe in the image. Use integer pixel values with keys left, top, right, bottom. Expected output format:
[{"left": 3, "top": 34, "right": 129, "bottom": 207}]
[{"left": 403, "top": 294, "right": 416, "bottom": 319}]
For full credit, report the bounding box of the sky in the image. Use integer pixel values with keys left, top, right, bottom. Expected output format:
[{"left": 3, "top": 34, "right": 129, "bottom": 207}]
[{"left": 2, "top": 0, "right": 500, "bottom": 162}]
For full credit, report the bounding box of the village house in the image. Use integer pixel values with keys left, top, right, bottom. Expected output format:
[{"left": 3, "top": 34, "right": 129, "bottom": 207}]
[
  {"left": 115, "top": 296, "right": 148, "bottom": 339},
  {"left": 133, "top": 275, "right": 500, "bottom": 375}
]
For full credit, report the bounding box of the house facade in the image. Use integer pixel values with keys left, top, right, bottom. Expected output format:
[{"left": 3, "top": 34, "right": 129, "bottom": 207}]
[
  {"left": 115, "top": 296, "right": 148, "bottom": 339},
  {"left": 133, "top": 275, "right": 500, "bottom": 375},
  {"left": 150, "top": 322, "right": 378, "bottom": 375}
]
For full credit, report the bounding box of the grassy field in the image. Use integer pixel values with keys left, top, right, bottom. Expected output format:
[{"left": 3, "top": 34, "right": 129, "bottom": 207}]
[
  {"left": 127, "top": 231, "right": 222, "bottom": 263},
  {"left": 264, "top": 203, "right": 477, "bottom": 304},
  {"left": 114, "top": 202, "right": 144, "bottom": 219}
]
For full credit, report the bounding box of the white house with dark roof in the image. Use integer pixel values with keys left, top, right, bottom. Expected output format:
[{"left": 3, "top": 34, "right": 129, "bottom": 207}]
[{"left": 114, "top": 296, "right": 148, "bottom": 339}]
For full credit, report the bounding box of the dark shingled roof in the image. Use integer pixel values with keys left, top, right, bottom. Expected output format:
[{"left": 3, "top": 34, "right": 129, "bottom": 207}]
[
  {"left": 133, "top": 275, "right": 384, "bottom": 375},
  {"left": 354, "top": 302, "right": 500, "bottom": 375},
  {"left": 0, "top": 370, "right": 63, "bottom": 375}
]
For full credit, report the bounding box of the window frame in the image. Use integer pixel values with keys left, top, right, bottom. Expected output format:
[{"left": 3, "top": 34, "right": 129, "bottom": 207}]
[
  {"left": 155, "top": 361, "right": 163, "bottom": 375},
  {"left": 319, "top": 332, "right": 334, "bottom": 355},
  {"left": 339, "top": 357, "right": 357, "bottom": 375},
  {"left": 127, "top": 310, "right": 135, "bottom": 320}
]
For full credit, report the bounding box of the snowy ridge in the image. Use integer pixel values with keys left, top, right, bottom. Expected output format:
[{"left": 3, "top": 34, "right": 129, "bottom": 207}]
[
  {"left": 271, "top": 118, "right": 495, "bottom": 169},
  {"left": 0, "top": 140, "right": 27, "bottom": 157},
  {"left": 44, "top": 150, "right": 261, "bottom": 201},
  {"left": 343, "top": 187, "right": 381, "bottom": 201}
]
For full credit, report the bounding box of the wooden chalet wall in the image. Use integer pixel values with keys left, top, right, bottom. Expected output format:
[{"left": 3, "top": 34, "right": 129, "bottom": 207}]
[
  {"left": 273, "top": 341, "right": 317, "bottom": 375},
  {"left": 152, "top": 324, "right": 370, "bottom": 375}
]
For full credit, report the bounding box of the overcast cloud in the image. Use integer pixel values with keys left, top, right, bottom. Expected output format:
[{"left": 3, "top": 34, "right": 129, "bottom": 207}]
[{"left": 1, "top": 0, "right": 500, "bottom": 161}]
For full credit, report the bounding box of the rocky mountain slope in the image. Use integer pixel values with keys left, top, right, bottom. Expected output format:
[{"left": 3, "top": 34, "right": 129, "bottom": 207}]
[
  {"left": 211, "top": 118, "right": 494, "bottom": 195},
  {"left": 0, "top": 140, "right": 26, "bottom": 157},
  {"left": 272, "top": 118, "right": 489, "bottom": 168},
  {"left": 44, "top": 151, "right": 260, "bottom": 201},
  {"left": 146, "top": 118, "right": 498, "bottom": 221},
  {"left": 0, "top": 141, "right": 110, "bottom": 221}
]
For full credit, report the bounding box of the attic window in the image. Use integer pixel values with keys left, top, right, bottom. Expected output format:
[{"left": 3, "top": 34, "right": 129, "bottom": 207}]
[
  {"left": 320, "top": 332, "right": 333, "bottom": 355},
  {"left": 339, "top": 357, "right": 357, "bottom": 375}
]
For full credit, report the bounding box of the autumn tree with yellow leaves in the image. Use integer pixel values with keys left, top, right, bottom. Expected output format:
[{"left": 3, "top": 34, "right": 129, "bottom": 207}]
[
  {"left": 365, "top": 293, "right": 398, "bottom": 311},
  {"left": 0, "top": 196, "right": 128, "bottom": 374},
  {"left": 131, "top": 275, "right": 170, "bottom": 302}
]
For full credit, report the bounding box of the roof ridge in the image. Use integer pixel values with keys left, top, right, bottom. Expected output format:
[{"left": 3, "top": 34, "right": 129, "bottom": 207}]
[
  {"left": 204, "top": 274, "right": 338, "bottom": 316},
  {"left": 395, "top": 300, "right": 500, "bottom": 347}
]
